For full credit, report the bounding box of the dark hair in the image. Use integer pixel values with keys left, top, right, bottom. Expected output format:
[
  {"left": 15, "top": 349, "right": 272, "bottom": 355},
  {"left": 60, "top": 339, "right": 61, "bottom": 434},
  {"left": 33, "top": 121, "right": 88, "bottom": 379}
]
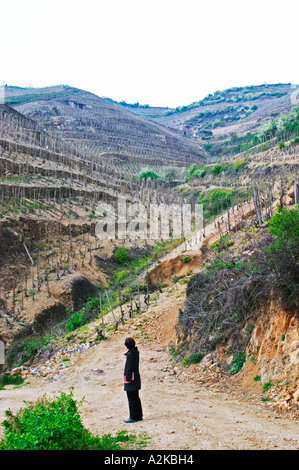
[{"left": 125, "top": 337, "right": 135, "bottom": 349}]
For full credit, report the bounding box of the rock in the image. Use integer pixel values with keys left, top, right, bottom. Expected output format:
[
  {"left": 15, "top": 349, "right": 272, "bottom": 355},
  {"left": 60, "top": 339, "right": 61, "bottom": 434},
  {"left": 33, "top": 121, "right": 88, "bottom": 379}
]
[
  {"left": 91, "top": 368, "right": 105, "bottom": 375},
  {"left": 11, "top": 366, "right": 23, "bottom": 375},
  {"left": 293, "top": 387, "right": 299, "bottom": 404}
]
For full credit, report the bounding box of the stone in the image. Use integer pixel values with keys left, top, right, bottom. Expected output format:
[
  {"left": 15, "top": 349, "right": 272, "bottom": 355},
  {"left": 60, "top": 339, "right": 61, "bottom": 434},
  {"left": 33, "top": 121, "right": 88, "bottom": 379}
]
[
  {"left": 293, "top": 387, "right": 299, "bottom": 405},
  {"left": 11, "top": 366, "right": 23, "bottom": 375}
]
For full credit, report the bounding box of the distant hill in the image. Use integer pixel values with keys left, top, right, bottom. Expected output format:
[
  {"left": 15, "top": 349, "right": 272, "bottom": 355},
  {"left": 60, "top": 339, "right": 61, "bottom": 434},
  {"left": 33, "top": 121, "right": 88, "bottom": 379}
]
[
  {"left": 117, "top": 83, "right": 298, "bottom": 158},
  {"left": 5, "top": 83, "right": 298, "bottom": 162},
  {"left": 5, "top": 85, "right": 206, "bottom": 166}
]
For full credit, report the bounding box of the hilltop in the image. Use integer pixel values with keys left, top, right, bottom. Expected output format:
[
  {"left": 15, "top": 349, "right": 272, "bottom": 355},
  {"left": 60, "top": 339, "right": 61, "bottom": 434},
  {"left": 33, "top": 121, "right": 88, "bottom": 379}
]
[
  {"left": 4, "top": 85, "right": 206, "bottom": 167},
  {"left": 118, "top": 83, "right": 298, "bottom": 159}
]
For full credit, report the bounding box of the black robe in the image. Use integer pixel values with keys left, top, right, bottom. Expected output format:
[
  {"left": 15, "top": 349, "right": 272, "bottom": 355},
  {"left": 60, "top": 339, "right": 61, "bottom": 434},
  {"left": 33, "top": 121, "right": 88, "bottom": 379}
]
[{"left": 124, "top": 347, "right": 141, "bottom": 392}]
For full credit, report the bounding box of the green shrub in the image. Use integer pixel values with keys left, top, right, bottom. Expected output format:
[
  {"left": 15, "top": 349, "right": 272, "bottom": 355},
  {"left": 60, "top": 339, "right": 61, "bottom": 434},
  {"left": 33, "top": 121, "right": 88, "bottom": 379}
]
[
  {"left": 139, "top": 170, "right": 159, "bottom": 180},
  {"left": 211, "top": 164, "right": 224, "bottom": 175},
  {"left": 266, "top": 207, "right": 299, "bottom": 308},
  {"left": 0, "top": 391, "right": 132, "bottom": 450},
  {"left": 66, "top": 309, "right": 88, "bottom": 332},
  {"left": 212, "top": 234, "right": 234, "bottom": 252},
  {"left": 66, "top": 296, "right": 104, "bottom": 332},
  {"left": 229, "top": 351, "right": 246, "bottom": 375},
  {"left": 114, "top": 246, "right": 129, "bottom": 265},
  {"left": 278, "top": 141, "right": 285, "bottom": 149},
  {"left": 184, "top": 164, "right": 207, "bottom": 181},
  {"left": 198, "top": 188, "right": 236, "bottom": 219},
  {"left": 183, "top": 352, "right": 203, "bottom": 366},
  {"left": 181, "top": 255, "right": 191, "bottom": 263},
  {"left": 267, "top": 207, "right": 299, "bottom": 251}
]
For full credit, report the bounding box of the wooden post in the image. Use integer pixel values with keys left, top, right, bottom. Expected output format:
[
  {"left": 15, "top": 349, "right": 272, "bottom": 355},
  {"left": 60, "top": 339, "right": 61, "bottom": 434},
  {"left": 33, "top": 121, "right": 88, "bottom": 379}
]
[{"left": 105, "top": 290, "right": 116, "bottom": 323}]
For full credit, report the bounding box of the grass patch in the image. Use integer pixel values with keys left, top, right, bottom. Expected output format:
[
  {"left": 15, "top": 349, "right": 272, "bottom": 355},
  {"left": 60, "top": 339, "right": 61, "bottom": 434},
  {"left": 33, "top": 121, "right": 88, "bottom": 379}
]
[
  {"left": 262, "top": 381, "right": 273, "bottom": 392},
  {"left": 0, "top": 391, "right": 145, "bottom": 450}
]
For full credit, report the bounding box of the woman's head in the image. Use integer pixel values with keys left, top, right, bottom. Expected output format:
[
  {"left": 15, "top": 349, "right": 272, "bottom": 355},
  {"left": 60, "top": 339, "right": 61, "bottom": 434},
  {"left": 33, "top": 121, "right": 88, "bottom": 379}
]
[{"left": 125, "top": 337, "right": 136, "bottom": 349}]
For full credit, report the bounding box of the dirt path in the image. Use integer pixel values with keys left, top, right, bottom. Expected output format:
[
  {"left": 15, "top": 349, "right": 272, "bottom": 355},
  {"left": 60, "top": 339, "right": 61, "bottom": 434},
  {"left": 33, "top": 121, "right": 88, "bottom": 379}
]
[{"left": 0, "top": 283, "right": 298, "bottom": 450}]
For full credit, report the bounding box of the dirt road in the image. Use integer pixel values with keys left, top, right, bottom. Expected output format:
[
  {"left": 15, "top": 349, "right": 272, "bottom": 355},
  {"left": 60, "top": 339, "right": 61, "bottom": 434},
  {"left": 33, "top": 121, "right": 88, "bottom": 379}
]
[{"left": 0, "top": 283, "right": 298, "bottom": 451}]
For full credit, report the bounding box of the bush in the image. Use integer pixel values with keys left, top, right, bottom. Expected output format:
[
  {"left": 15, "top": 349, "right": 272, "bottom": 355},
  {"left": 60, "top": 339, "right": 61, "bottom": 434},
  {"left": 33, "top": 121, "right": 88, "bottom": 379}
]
[
  {"left": 139, "top": 170, "right": 159, "bottom": 180},
  {"left": 229, "top": 351, "right": 246, "bottom": 375},
  {"left": 0, "top": 391, "right": 131, "bottom": 450},
  {"left": 267, "top": 206, "right": 299, "bottom": 251},
  {"left": 278, "top": 141, "right": 285, "bottom": 149},
  {"left": 184, "top": 164, "right": 207, "bottom": 181},
  {"left": 181, "top": 255, "right": 191, "bottom": 263},
  {"left": 266, "top": 207, "right": 299, "bottom": 308},
  {"left": 113, "top": 269, "right": 131, "bottom": 283},
  {"left": 182, "top": 352, "right": 203, "bottom": 367},
  {"left": 211, "top": 164, "right": 224, "bottom": 175},
  {"left": 233, "top": 158, "right": 247, "bottom": 172},
  {"left": 114, "top": 246, "right": 129, "bottom": 265},
  {"left": 198, "top": 188, "right": 236, "bottom": 218},
  {"left": 66, "top": 296, "right": 103, "bottom": 332},
  {"left": 66, "top": 309, "right": 88, "bottom": 332}
]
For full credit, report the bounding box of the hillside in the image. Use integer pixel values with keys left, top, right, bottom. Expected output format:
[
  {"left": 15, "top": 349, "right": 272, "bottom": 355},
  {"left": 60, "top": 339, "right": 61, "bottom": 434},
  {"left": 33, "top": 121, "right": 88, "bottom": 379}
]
[
  {"left": 4, "top": 85, "right": 206, "bottom": 167},
  {"left": 0, "top": 198, "right": 298, "bottom": 450},
  {"left": 0, "top": 101, "right": 193, "bottom": 351},
  {"left": 0, "top": 83, "right": 298, "bottom": 450},
  {"left": 118, "top": 83, "right": 298, "bottom": 159}
]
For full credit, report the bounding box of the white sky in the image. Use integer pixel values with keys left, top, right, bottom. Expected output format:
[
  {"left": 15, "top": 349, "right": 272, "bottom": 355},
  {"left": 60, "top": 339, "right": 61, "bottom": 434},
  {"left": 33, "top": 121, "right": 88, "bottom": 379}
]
[{"left": 0, "top": 0, "right": 298, "bottom": 108}]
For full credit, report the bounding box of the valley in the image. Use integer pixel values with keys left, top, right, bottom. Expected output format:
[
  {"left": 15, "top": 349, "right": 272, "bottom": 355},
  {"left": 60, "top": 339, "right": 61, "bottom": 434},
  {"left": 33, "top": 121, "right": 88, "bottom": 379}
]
[{"left": 0, "top": 82, "right": 298, "bottom": 450}]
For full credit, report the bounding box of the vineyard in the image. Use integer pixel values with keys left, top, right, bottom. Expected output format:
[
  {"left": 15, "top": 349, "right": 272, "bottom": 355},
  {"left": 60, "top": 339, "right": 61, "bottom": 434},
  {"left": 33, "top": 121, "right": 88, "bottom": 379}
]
[
  {"left": 7, "top": 85, "right": 207, "bottom": 166},
  {"left": 0, "top": 84, "right": 298, "bottom": 375},
  {"left": 0, "top": 100, "right": 198, "bottom": 356}
]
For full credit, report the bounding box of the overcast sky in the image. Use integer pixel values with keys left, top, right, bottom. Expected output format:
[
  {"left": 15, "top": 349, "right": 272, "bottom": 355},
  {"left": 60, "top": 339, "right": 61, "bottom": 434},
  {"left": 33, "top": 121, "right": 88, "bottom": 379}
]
[{"left": 1, "top": 0, "right": 298, "bottom": 107}]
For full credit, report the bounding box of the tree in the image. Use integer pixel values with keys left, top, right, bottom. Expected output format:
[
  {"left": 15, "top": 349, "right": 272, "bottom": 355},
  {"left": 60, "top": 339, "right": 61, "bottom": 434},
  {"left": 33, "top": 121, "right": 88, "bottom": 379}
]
[{"left": 139, "top": 170, "right": 159, "bottom": 180}]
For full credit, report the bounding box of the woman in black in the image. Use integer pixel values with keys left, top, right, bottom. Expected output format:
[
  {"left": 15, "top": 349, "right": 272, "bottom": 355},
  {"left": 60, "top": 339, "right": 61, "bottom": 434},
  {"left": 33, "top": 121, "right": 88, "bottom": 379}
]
[{"left": 123, "top": 337, "right": 143, "bottom": 423}]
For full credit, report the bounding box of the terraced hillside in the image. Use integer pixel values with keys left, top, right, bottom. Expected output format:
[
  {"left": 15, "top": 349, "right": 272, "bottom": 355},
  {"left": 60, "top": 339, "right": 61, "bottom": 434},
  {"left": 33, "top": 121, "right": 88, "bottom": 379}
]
[
  {"left": 0, "top": 102, "right": 194, "bottom": 349},
  {"left": 118, "top": 83, "right": 299, "bottom": 159},
  {"left": 4, "top": 85, "right": 206, "bottom": 166}
]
